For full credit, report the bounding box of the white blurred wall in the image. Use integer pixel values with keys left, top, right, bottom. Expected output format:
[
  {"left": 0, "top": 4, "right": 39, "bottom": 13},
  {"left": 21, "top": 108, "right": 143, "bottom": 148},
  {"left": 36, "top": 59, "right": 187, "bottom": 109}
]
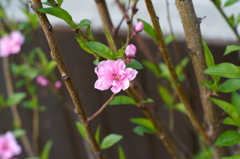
[{"left": 5, "top": 0, "right": 240, "bottom": 42}]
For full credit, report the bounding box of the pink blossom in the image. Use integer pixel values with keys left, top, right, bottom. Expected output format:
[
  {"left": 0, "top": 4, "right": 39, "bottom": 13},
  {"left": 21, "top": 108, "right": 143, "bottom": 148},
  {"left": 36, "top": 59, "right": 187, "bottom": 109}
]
[
  {"left": 0, "top": 131, "right": 22, "bottom": 159},
  {"left": 94, "top": 59, "right": 138, "bottom": 93},
  {"left": 125, "top": 44, "right": 136, "bottom": 58},
  {"left": 133, "top": 21, "right": 144, "bottom": 33},
  {"left": 0, "top": 31, "right": 25, "bottom": 57},
  {"left": 36, "top": 75, "right": 49, "bottom": 87},
  {"left": 54, "top": 81, "right": 62, "bottom": 89}
]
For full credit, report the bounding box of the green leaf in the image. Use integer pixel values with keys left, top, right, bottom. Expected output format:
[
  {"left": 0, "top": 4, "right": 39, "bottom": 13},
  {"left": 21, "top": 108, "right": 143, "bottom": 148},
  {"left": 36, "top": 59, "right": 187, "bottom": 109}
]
[
  {"left": 117, "top": 49, "right": 125, "bottom": 56},
  {"left": 39, "top": 106, "right": 47, "bottom": 112},
  {"left": 25, "top": 157, "right": 40, "bottom": 159},
  {"left": 75, "top": 122, "right": 87, "bottom": 140},
  {"left": 174, "top": 103, "right": 187, "bottom": 114},
  {"left": 219, "top": 79, "right": 240, "bottom": 93},
  {"left": 204, "top": 63, "right": 240, "bottom": 78},
  {"left": 129, "top": 118, "right": 155, "bottom": 130},
  {"left": 165, "top": 34, "right": 178, "bottom": 45},
  {"left": 15, "top": 79, "right": 26, "bottom": 88},
  {"left": 75, "top": 19, "right": 92, "bottom": 28},
  {"left": 142, "top": 60, "right": 161, "bottom": 78},
  {"left": 215, "top": 0, "right": 221, "bottom": 7},
  {"left": 118, "top": 145, "right": 126, "bottom": 159},
  {"left": 36, "top": 47, "right": 48, "bottom": 66},
  {"left": 109, "top": 95, "right": 137, "bottom": 105},
  {"left": 210, "top": 97, "right": 240, "bottom": 124},
  {"left": 223, "top": 45, "right": 240, "bottom": 56},
  {"left": 222, "top": 117, "right": 240, "bottom": 127},
  {"left": 224, "top": 0, "right": 239, "bottom": 7},
  {"left": 6, "top": 92, "right": 26, "bottom": 106},
  {"left": 222, "top": 154, "right": 240, "bottom": 159},
  {"left": 95, "top": 125, "right": 101, "bottom": 145},
  {"left": 75, "top": 37, "right": 95, "bottom": 54},
  {"left": 228, "top": 14, "right": 235, "bottom": 27},
  {"left": 137, "top": 19, "right": 157, "bottom": 41},
  {"left": 214, "top": 130, "right": 240, "bottom": 146},
  {"left": 87, "top": 25, "right": 94, "bottom": 41},
  {"left": 126, "top": 59, "right": 143, "bottom": 69},
  {"left": 57, "top": 0, "right": 63, "bottom": 6},
  {"left": 13, "top": 129, "right": 26, "bottom": 138},
  {"left": 0, "top": 95, "right": 4, "bottom": 108},
  {"left": 103, "top": 28, "right": 116, "bottom": 52},
  {"left": 36, "top": 7, "right": 75, "bottom": 28},
  {"left": 194, "top": 148, "right": 212, "bottom": 159},
  {"left": 231, "top": 92, "right": 240, "bottom": 117},
  {"left": 100, "top": 134, "right": 123, "bottom": 149},
  {"left": 42, "top": 1, "right": 54, "bottom": 6},
  {"left": 133, "top": 125, "right": 155, "bottom": 136},
  {"left": 202, "top": 40, "right": 215, "bottom": 68},
  {"left": 140, "top": 98, "right": 154, "bottom": 104},
  {"left": 45, "top": 60, "right": 56, "bottom": 75},
  {"left": 158, "top": 85, "right": 174, "bottom": 106},
  {"left": 237, "top": 13, "right": 240, "bottom": 24},
  {"left": 41, "top": 140, "right": 53, "bottom": 159},
  {"left": 22, "top": 98, "right": 38, "bottom": 110},
  {"left": 199, "top": 81, "right": 213, "bottom": 90},
  {"left": 85, "top": 41, "right": 117, "bottom": 60}
]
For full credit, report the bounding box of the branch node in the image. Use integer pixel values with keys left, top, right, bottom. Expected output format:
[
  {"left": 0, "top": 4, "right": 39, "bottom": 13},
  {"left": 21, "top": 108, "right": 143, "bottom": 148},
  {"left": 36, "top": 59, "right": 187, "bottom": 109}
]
[
  {"left": 95, "top": 151, "right": 102, "bottom": 156},
  {"left": 29, "top": 1, "right": 35, "bottom": 11},
  {"left": 62, "top": 74, "right": 70, "bottom": 81},
  {"left": 139, "top": 104, "right": 146, "bottom": 110},
  {"left": 47, "top": 23, "right": 52, "bottom": 31},
  {"left": 198, "top": 16, "right": 206, "bottom": 24}
]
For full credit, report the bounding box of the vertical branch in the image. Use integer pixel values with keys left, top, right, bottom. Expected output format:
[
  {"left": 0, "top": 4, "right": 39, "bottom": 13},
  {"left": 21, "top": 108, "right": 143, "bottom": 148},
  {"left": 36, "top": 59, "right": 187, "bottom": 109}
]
[
  {"left": 175, "top": 0, "right": 229, "bottom": 158},
  {"left": 3, "top": 57, "right": 35, "bottom": 157},
  {"left": 144, "top": 0, "right": 210, "bottom": 144},
  {"left": 31, "top": 1, "right": 104, "bottom": 159}
]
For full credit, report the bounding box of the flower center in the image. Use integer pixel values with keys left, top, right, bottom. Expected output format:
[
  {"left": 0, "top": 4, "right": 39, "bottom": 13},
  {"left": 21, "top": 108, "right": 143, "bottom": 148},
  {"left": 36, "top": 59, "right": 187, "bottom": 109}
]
[{"left": 112, "top": 73, "right": 121, "bottom": 82}]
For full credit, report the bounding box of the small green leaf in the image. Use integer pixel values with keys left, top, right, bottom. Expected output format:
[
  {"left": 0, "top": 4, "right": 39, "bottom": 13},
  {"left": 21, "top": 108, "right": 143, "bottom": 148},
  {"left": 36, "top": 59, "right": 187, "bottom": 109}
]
[
  {"left": 75, "top": 37, "right": 95, "bottom": 54},
  {"left": 36, "top": 7, "right": 75, "bottom": 28},
  {"left": 95, "top": 125, "right": 101, "bottom": 145},
  {"left": 75, "top": 19, "right": 92, "bottom": 28},
  {"left": 165, "top": 34, "right": 178, "bottom": 45},
  {"left": 222, "top": 117, "right": 240, "bottom": 127},
  {"left": 140, "top": 98, "right": 154, "bottom": 104},
  {"left": 118, "top": 145, "right": 126, "bottom": 159},
  {"left": 204, "top": 63, "right": 240, "bottom": 78},
  {"left": 237, "top": 13, "right": 240, "bottom": 24},
  {"left": 22, "top": 98, "right": 38, "bottom": 110},
  {"left": 100, "top": 134, "right": 123, "bottom": 149},
  {"left": 45, "top": 60, "right": 56, "bottom": 75},
  {"left": 137, "top": 19, "right": 157, "bottom": 41},
  {"left": 41, "top": 140, "right": 53, "bottom": 159},
  {"left": 15, "top": 79, "right": 26, "bottom": 88},
  {"left": 219, "top": 79, "right": 240, "bottom": 93},
  {"left": 109, "top": 95, "right": 137, "bottom": 105},
  {"left": 126, "top": 59, "right": 143, "bottom": 69},
  {"left": 103, "top": 28, "right": 116, "bottom": 52},
  {"left": 223, "top": 45, "right": 240, "bottom": 56},
  {"left": 158, "top": 85, "right": 174, "bottom": 106},
  {"left": 224, "top": 0, "right": 239, "bottom": 7},
  {"left": 75, "top": 122, "right": 87, "bottom": 140},
  {"left": 202, "top": 40, "right": 215, "bottom": 68},
  {"left": 142, "top": 60, "right": 161, "bottom": 78},
  {"left": 210, "top": 97, "right": 240, "bottom": 123},
  {"left": 25, "top": 158, "right": 40, "bottom": 159},
  {"left": 133, "top": 125, "right": 155, "bottom": 136},
  {"left": 57, "top": 0, "right": 63, "bottom": 6},
  {"left": 13, "top": 129, "right": 26, "bottom": 138},
  {"left": 42, "top": 2, "right": 52, "bottom": 6},
  {"left": 36, "top": 47, "right": 48, "bottom": 66},
  {"left": 87, "top": 25, "right": 94, "bottom": 41},
  {"left": 222, "top": 154, "right": 240, "bottom": 159},
  {"left": 214, "top": 130, "right": 240, "bottom": 146},
  {"left": 117, "top": 49, "right": 125, "bottom": 56},
  {"left": 129, "top": 118, "right": 155, "bottom": 130},
  {"left": 199, "top": 81, "right": 213, "bottom": 90},
  {"left": 93, "top": 58, "right": 99, "bottom": 66},
  {"left": 85, "top": 41, "right": 117, "bottom": 60},
  {"left": 228, "top": 14, "right": 235, "bottom": 27},
  {"left": 215, "top": 0, "right": 221, "bottom": 7},
  {"left": 231, "top": 92, "right": 240, "bottom": 117},
  {"left": 6, "top": 92, "right": 26, "bottom": 106},
  {"left": 174, "top": 103, "right": 187, "bottom": 114}
]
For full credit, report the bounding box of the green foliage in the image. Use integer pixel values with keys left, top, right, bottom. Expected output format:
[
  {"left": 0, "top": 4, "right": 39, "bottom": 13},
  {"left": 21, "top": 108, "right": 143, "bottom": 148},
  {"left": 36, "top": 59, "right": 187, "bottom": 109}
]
[
  {"left": 118, "top": 145, "right": 126, "bottom": 159},
  {"left": 228, "top": 14, "right": 235, "bottom": 27},
  {"left": 223, "top": 45, "right": 240, "bottom": 56},
  {"left": 76, "top": 19, "right": 91, "bottom": 28},
  {"left": 75, "top": 122, "right": 87, "bottom": 140},
  {"left": 199, "top": 81, "right": 214, "bottom": 90},
  {"left": 214, "top": 130, "right": 240, "bottom": 146},
  {"left": 6, "top": 92, "right": 26, "bottom": 106},
  {"left": 85, "top": 41, "right": 117, "bottom": 60},
  {"left": 95, "top": 125, "right": 101, "bottom": 145},
  {"left": 224, "top": 0, "right": 239, "bottom": 7},
  {"left": 202, "top": 40, "right": 215, "bottom": 68},
  {"left": 103, "top": 28, "right": 116, "bottom": 52},
  {"left": 142, "top": 60, "right": 161, "bottom": 78},
  {"left": 222, "top": 117, "right": 239, "bottom": 126},
  {"left": 204, "top": 63, "right": 240, "bottom": 78},
  {"left": 140, "top": 98, "right": 154, "bottom": 104},
  {"left": 137, "top": 19, "right": 157, "bottom": 41},
  {"left": 158, "top": 85, "right": 174, "bottom": 106},
  {"left": 100, "top": 134, "right": 123, "bottom": 149},
  {"left": 222, "top": 154, "right": 240, "bottom": 159},
  {"left": 36, "top": 7, "right": 75, "bottom": 28},
  {"left": 174, "top": 103, "right": 187, "bottom": 114},
  {"left": 231, "top": 92, "right": 240, "bottom": 117},
  {"left": 129, "top": 118, "right": 155, "bottom": 131},
  {"left": 164, "top": 34, "right": 178, "bottom": 45},
  {"left": 126, "top": 59, "right": 143, "bottom": 69},
  {"left": 109, "top": 95, "right": 137, "bottom": 105},
  {"left": 133, "top": 125, "right": 155, "bottom": 136},
  {"left": 57, "top": 0, "right": 64, "bottom": 7},
  {"left": 215, "top": 0, "right": 221, "bottom": 7},
  {"left": 194, "top": 148, "right": 212, "bottom": 159},
  {"left": 22, "top": 98, "right": 38, "bottom": 110},
  {"left": 41, "top": 140, "right": 53, "bottom": 159},
  {"left": 219, "top": 79, "right": 240, "bottom": 93},
  {"left": 13, "top": 129, "right": 26, "bottom": 138},
  {"left": 75, "top": 37, "right": 95, "bottom": 54}
]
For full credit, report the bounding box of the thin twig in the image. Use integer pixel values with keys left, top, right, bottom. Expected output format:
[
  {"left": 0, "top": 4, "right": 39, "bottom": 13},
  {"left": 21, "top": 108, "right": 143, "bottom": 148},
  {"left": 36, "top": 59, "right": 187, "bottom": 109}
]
[
  {"left": 144, "top": 0, "right": 210, "bottom": 144},
  {"left": 31, "top": 1, "right": 104, "bottom": 158},
  {"left": 3, "top": 57, "right": 35, "bottom": 157},
  {"left": 88, "top": 93, "right": 116, "bottom": 122}
]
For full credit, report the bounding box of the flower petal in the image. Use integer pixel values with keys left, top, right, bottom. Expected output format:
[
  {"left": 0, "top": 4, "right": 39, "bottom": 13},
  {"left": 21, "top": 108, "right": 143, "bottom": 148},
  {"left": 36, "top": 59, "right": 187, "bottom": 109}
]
[{"left": 125, "top": 68, "right": 138, "bottom": 81}]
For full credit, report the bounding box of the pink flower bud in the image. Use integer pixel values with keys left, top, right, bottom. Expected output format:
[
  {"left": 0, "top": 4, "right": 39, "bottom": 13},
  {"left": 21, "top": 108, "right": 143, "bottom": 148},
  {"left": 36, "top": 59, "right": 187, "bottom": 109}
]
[
  {"left": 133, "top": 21, "right": 144, "bottom": 33},
  {"left": 54, "top": 81, "right": 62, "bottom": 89},
  {"left": 36, "top": 75, "right": 49, "bottom": 87},
  {"left": 125, "top": 44, "right": 136, "bottom": 58}
]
